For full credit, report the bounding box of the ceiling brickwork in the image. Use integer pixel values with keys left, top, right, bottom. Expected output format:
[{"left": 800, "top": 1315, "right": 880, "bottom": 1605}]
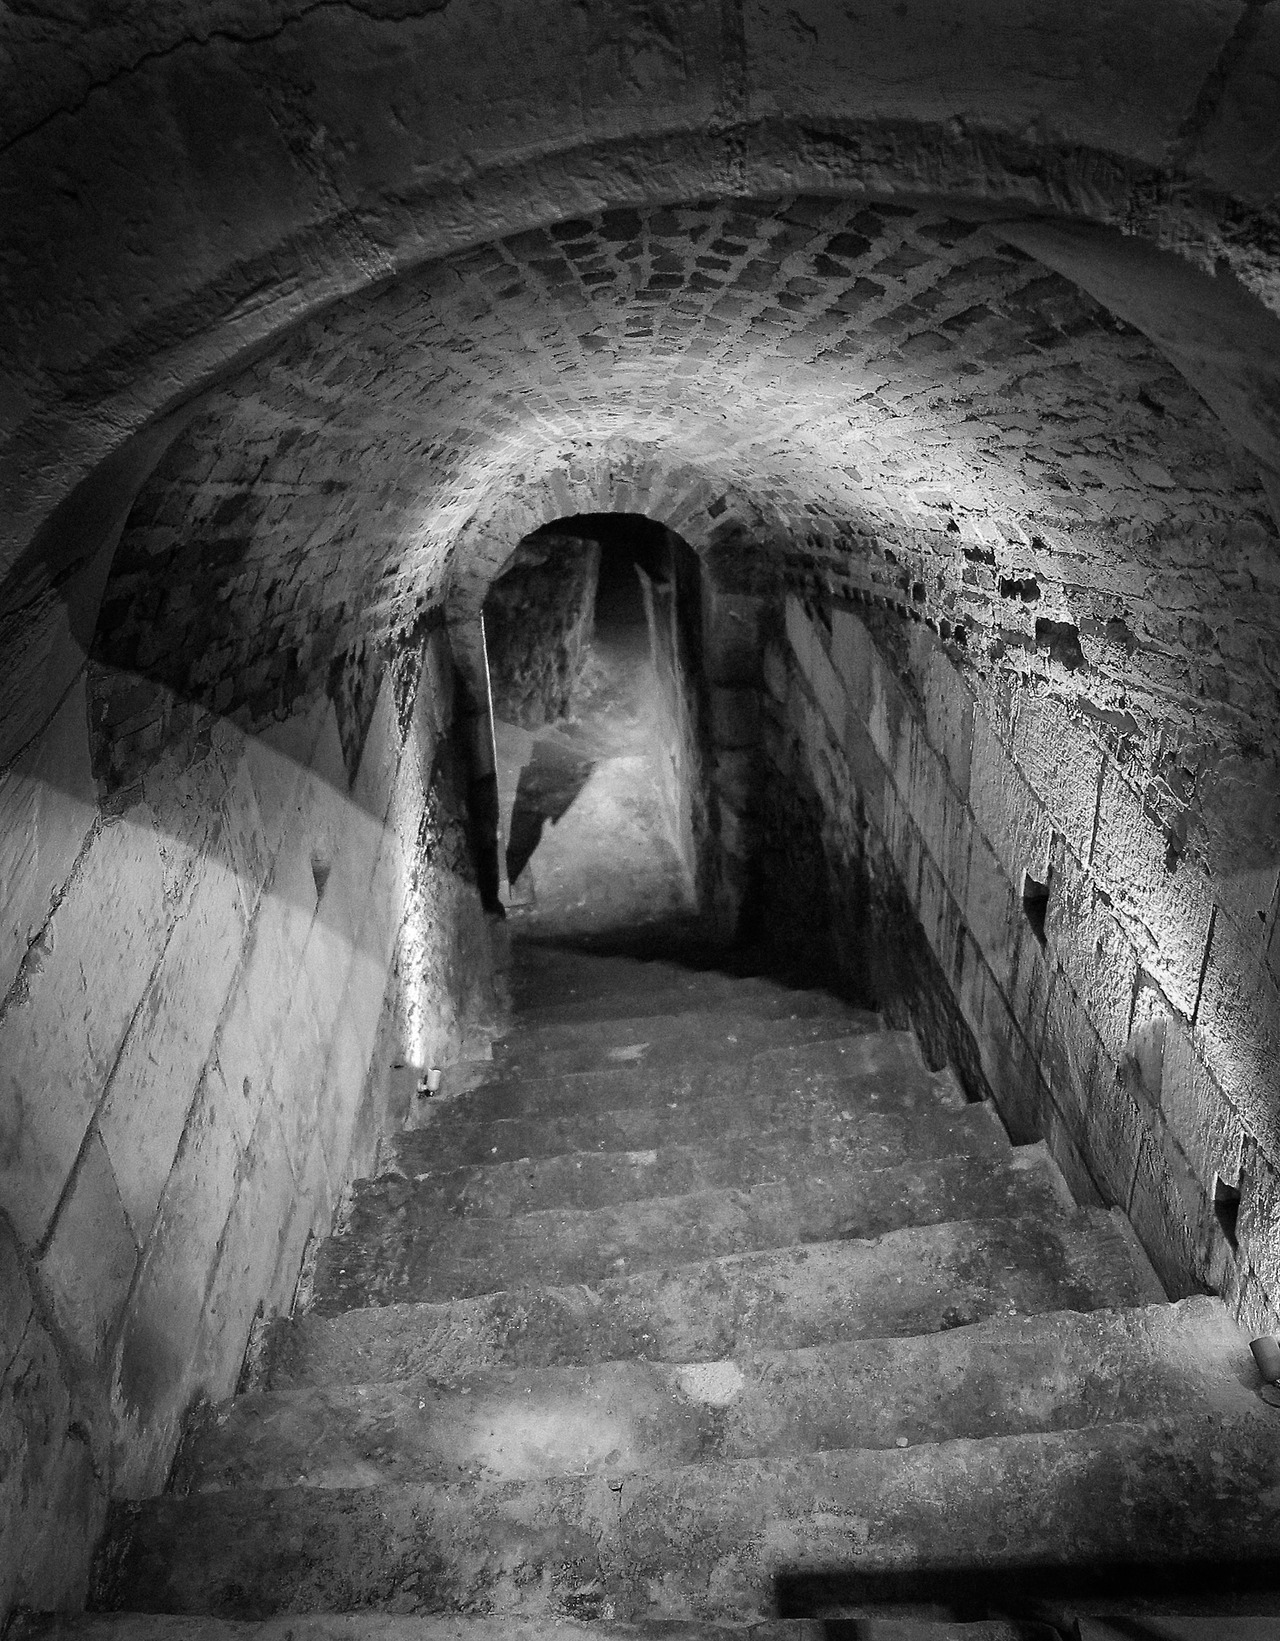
[{"left": 101, "top": 195, "right": 1276, "bottom": 771}]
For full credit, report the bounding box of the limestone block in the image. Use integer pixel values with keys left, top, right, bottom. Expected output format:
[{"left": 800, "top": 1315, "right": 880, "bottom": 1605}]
[
  {"left": 829, "top": 605, "right": 876, "bottom": 713},
  {"left": 1197, "top": 907, "right": 1280, "bottom": 1158},
  {"left": 1082, "top": 1052, "right": 1147, "bottom": 1213},
  {"left": 786, "top": 601, "right": 847, "bottom": 741},
  {"left": 0, "top": 1305, "right": 99, "bottom": 1617},
  {"left": 261, "top": 963, "right": 327, "bottom": 1177},
  {"left": 1239, "top": 1147, "right": 1280, "bottom": 1318},
  {"left": 316, "top": 988, "right": 381, "bottom": 1189},
  {"left": 920, "top": 647, "right": 974, "bottom": 797},
  {"left": 0, "top": 1216, "right": 33, "bottom": 1375},
  {"left": 843, "top": 711, "right": 889, "bottom": 836},
  {"left": 901, "top": 717, "right": 968, "bottom": 903},
  {"left": 353, "top": 674, "right": 403, "bottom": 824},
  {"left": 969, "top": 704, "right": 1054, "bottom": 891},
  {"left": 1126, "top": 1125, "right": 1208, "bottom": 1298},
  {"left": 1042, "top": 1103, "right": 1106, "bottom": 1210},
  {"left": 1045, "top": 852, "right": 1138, "bottom": 1064},
  {"left": 962, "top": 953, "right": 1045, "bottom": 1143},
  {"left": 1008, "top": 691, "right": 1102, "bottom": 861},
  {"left": 0, "top": 672, "right": 97, "bottom": 1000},
  {"left": 111, "top": 1070, "right": 244, "bottom": 1491},
  {"left": 704, "top": 591, "right": 765, "bottom": 686},
  {"left": 710, "top": 687, "right": 761, "bottom": 750},
  {"left": 1091, "top": 761, "right": 1213, "bottom": 1018},
  {"left": 762, "top": 642, "right": 789, "bottom": 704},
  {"left": 1008, "top": 917, "right": 1053, "bottom": 1059},
  {"left": 1160, "top": 1017, "right": 1244, "bottom": 1193},
  {"left": 36, "top": 1132, "right": 138, "bottom": 1366},
  {"left": 0, "top": 811, "right": 165, "bottom": 1246},
  {"left": 191, "top": 1103, "right": 298, "bottom": 1402},
  {"left": 98, "top": 845, "right": 250, "bottom": 1244},
  {"left": 1038, "top": 971, "right": 1104, "bottom": 1140},
  {"left": 213, "top": 731, "right": 271, "bottom": 919},
  {"left": 918, "top": 853, "right": 958, "bottom": 978},
  {"left": 961, "top": 826, "right": 1020, "bottom": 993},
  {"left": 248, "top": 703, "right": 329, "bottom": 859}
]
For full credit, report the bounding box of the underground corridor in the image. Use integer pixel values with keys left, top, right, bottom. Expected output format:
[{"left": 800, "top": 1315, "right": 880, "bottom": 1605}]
[{"left": 4, "top": 7, "right": 1280, "bottom": 1638}]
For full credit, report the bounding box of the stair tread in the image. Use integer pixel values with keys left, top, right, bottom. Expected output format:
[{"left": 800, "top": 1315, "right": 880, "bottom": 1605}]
[
  {"left": 312, "top": 1148, "right": 1076, "bottom": 1308},
  {"left": 472, "top": 1019, "right": 900, "bottom": 1090},
  {"left": 495, "top": 1002, "right": 876, "bottom": 1057},
  {"left": 378, "top": 1101, "right": 1008, "bottom": 1207},
  {"left": 400, "top": 1036, "right": 964, "bottom": 1164},
  {"left": 182, "top": 1297, "right": 1251, "bottom": 1493},
  {"left": 268, "top": 1210, "right": 1163, "bottom": 1387},
  {"left": 94, "top": 1415, "right": 1280, "bottom": 1621}
]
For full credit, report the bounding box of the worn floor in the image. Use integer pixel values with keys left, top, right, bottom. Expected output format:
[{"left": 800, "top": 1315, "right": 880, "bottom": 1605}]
[{"left": 59, "top": 931, "right": 1280, "bottom": 1641}]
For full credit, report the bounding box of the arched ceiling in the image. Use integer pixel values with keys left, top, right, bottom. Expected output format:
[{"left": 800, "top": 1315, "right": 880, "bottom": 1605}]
[{"left": 98, "top": 195, "right": 1279, "bottom": 779}]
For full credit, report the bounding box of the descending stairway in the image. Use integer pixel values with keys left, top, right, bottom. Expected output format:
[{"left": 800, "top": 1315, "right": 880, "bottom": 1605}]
[{"left": 64, "top": 947, "right": 1280, "bottom": 1637}]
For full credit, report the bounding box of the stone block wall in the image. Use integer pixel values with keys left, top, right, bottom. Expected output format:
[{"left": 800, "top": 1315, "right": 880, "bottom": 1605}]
[
  {"left": 0, "top": 627, "right": 499, "bottom": 1619},
  {"left": 484, "top": 534, "right": 601, "bottom": 730},
  {"left": 774, "top": 592, "right": 1280, "bottom": 1335}
]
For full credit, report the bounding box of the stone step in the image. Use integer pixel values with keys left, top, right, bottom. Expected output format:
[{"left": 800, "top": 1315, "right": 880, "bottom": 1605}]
[
  {"left": 379, "top": 1099, "right": 1009, "bottom": 1211},
  {"left": 93, "top": 1414, "right": 1280, "bottom": 1621},
  {"left": 489, "top": 1009, "right": 882, "bottom": 1079},
  {"left": 390, "top": 1072, "right": 971, "bottom": 1176},
  {"left": 313, "top": 1146, "right": 1074, "bottom": 1309},
  {"left": 517, "top": 979, "right": 862, "bottom": 1030},
  {"left": 422, "top": 1031, "right": 957, "bottom": 1135},
  {"left": 181, "top": 1297, "right": 1248, "bottom": 1493},
  {"left": 503, "top": 991, "right": 869, "bottom": 1046},
  {"left": 265, "top": 1210, "right": 1162, "bottom": 1388},
  {"left": 12, "top": 1614, "right": 1061, "bottom": 1641}
]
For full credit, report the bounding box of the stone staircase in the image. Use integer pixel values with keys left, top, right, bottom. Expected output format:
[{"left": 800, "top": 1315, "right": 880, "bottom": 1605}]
[{"left": 52, "top": 948, "right": 1280, "bottom": 1636}]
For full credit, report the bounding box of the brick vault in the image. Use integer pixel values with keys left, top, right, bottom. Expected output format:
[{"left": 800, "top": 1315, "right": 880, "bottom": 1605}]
[{"left": 3, "top": 2, "right": 1280, "bottom": 1628}]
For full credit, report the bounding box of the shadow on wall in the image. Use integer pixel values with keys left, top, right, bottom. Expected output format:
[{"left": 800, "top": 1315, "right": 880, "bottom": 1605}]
[{"left": 0, "top": 620, "right": 503, "bottom": 1618}]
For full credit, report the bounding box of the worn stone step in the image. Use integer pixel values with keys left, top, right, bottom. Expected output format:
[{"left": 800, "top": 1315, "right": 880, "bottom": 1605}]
[
  {"left": 182, "top": 1297, "right": 1247, "bottom": 1493},
  {"left": 12, "top": 1617, "right": 827, "bottom": 1641},
  {"left": 266, "top": 1210, "right": 1162, "bottom": 1388},
  {"left": 488, "top": 1009, "right": 880, "bottom": 1078},
  {"left": 15, "top": 1614, "right": 1061, "bottom": 1641},
  {"left": 391, "top": 1075, "right": 971, "bottom": 1177},
  {"left": 94, "top": 1414, "right": 1280, "bottom": 1621},
  {"left": 380, "top": 1099, "right": 1009, "bottom": 1212},
  {"left": 313, "top": 1146, "right": 1074, "bottom": 1309},
  {"left": 517, "top": 979, "right": 862, "bottom": 1030},
  {"left": 423, "top": 1031, "right": 957, "bottom": 1135},
  {"left": 504, "top": 990, "right": 869, "bottom": 1046}
]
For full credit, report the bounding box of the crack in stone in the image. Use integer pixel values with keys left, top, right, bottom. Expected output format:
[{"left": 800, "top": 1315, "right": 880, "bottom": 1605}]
[{"left": 0, "top": 0, "right": 452, "bottom": 161}]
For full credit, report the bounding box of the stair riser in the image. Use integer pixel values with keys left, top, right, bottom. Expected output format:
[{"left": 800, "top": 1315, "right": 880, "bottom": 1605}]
[
  {"left": 500, "top": 1001, "right": 871, "bottom": 1054},
  {"left": 188, "top": 1300, "right": 1251, "bottom": 1492},
  {"left": 379, "top": 1103, "right": 1005, "bottom": 1214},
  {"left": 95, "top": 1419, "right": 1280, "bottom": 1622},
  {"left": 514, "top": 985, "right": 863, "bottom": 1031},
  {"left": 490, "top": 1016, "right": 879, "bottom": 1078},
  {"left": 396, "top": 1079, "right": 968, "bottom": 1176},
  {"left": 423, "top": 1037, "right": 945, "bottom": 1133},
  {"left": 313, "top": 1158, "right": 1070, "bottom": 1309},
  {"left": 270, "top": 1214, "right": 1158, "bottom": 1387}
]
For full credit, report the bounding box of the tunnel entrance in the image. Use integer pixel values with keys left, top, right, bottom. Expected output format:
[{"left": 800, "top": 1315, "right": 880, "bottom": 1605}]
[{"left": 484, "top": 514, "right": 700, "bottom": 944}]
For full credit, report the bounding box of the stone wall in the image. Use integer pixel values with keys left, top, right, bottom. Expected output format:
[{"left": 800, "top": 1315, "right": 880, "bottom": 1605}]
[
  {"left": 0, "top": 627, "right": 500, "bottom": 1619},
  {"left": 773, "top": 592, "right": 1280, "bottom": 1337},
  {"left": 485, "top": 534, "right": 600, "bottom": 730}
]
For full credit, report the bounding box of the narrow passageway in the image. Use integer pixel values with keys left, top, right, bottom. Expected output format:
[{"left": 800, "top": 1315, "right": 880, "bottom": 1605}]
[{"left": 496, "top": 535, "right": 696, "bottom": 944}]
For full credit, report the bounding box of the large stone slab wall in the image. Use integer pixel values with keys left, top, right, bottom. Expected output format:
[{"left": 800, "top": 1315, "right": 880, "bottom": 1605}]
[
  {"left": 776, "top": 592, "right": 1280, "bottom": 1336},
  {"left": 0, "top": 628, "right": 499, "bottom": 1620}
]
